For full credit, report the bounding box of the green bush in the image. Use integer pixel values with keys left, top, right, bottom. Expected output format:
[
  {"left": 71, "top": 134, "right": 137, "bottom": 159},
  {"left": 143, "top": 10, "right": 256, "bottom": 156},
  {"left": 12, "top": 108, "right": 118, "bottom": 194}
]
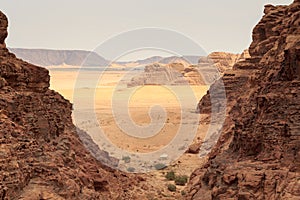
[
  {"left": 167, "top": 184, "right": 176, "bottom": 192},
  {"left": 127, "top": 167, "right": 135, "bottom": 172},
  {"left": 181, "top": 190, "right": 186, "bottom": 196},
  {"left": 122, "top": 156, "right": 131, "bottom": 163},
  {"left": 175, "top": 175, "right": 188, "bottom": 186},
  {"left": 165, "top": 171, "right": 176, "bottom": 180},
  {"left": 154, "top": 163, "right": 166, "bottom": 170}
]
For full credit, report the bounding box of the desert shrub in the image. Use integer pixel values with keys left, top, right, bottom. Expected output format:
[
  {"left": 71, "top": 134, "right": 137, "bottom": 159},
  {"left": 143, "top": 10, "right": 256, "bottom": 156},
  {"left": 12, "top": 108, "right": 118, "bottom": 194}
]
[
  {"left": 154, "top": 163, "right": 166, "bottom": 170},
  {"left": 175, "top": 175, "right": 188, "bottom": 186},
  {"left": 127, "top": 167, "right": 135, "bottom": 172},
  {"left": 165, "top": 171, "right": 176, "bottom": 180},
  {"left": 167, "top": 184, "right": 176, "bottom": 192},
  {"left": 181, "top": 190, "right": 186, "bottom": 196},
  {"left": 122, "top": 156, "right": 131, "bottom": 163}
]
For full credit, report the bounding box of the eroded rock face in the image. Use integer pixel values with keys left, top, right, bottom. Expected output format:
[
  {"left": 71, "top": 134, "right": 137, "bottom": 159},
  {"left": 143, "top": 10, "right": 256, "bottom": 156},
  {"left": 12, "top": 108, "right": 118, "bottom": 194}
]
[
  {"left": 190, "top": 1, "right": 300, "bottom": 199},
  {"left": 127, "top": 63, "right": 197, "bottom": 87},
  {"left": 198, "top": 51, "right": 250, "bottom": 73},
  {"left": 0, "top": 11, "right": 139, "bottom": 199},
  {"left": 128, "top": 52, "right": 247, "bottom": 87},
  {"left": 0, "top": 11, "right": 7, "bottom": 48}
]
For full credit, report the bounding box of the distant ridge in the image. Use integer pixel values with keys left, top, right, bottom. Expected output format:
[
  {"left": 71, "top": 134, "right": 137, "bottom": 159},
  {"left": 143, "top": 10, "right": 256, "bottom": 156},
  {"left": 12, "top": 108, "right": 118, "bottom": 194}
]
[
  {"left": 9, "top": 48, "right": 109, "bottom": 66},
  {"left": 119, "top": 55, "right": 201, "bottom": 66},
  {"left": 9, "top": 47, "right": 201, "bottom": 67}
]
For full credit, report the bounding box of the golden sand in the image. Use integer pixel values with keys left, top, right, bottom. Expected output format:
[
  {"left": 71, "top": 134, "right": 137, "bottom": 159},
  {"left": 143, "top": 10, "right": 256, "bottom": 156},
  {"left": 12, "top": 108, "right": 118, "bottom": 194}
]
[{"left": 49, "top": 69, "right": 208, "bottom": 153}]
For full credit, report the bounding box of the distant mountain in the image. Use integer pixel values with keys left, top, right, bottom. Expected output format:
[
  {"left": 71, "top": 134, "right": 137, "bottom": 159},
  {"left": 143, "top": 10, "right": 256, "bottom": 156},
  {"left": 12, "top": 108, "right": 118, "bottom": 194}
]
[
  {"left": 9, "top": 48, "right": 109, "bottom": 67},
  {"left": 9, "top": 47, "right": 202, "bottom": 68},
  {"left": 132, "top": 56, "right": 163, "bottom": 65},
  {"left": 159, "top": 55, "right": 201, "bottom": 65},
  {"left": 116, "top": 55, "right": 201, "bottom": 67}
]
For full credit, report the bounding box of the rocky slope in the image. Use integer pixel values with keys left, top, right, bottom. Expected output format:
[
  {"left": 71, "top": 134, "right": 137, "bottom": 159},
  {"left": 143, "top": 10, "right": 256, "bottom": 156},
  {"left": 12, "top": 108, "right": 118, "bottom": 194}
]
[
  {"left": 0, "top": 11, "right": 143, "bottom": 199},
  {"left": 9, "top": 48, "right": 109, "bottom": 67},
  {"left": 189, "top": 1, "right": 300, "bottom": 199}
]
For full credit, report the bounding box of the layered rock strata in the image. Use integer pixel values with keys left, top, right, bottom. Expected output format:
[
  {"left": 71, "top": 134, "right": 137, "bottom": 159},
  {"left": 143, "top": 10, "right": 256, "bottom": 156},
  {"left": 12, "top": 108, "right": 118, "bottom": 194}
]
[
  {"left": 190, "top": 1, "right": 300, "bottom": 199},
  {"left": 0, "top": 11, "right": 139, "bottom": 199}
]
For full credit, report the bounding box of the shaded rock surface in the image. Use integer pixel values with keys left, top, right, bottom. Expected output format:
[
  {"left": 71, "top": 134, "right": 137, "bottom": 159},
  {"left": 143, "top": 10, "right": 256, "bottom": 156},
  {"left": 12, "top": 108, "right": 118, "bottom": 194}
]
[
  {"left": 0, "top": 12, "right": 7, "bottom": 49},
  {"left": 0, "top": 11, "right": 140, "bottom": 199},
  {"left": 190, "top": 1, "right": 300, "bottom": 199}
]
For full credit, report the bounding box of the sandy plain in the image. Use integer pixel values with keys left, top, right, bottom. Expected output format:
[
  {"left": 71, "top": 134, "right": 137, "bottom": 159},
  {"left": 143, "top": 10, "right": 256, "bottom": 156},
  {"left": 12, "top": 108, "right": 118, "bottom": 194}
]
[
  {"left": 49, "top": 66, "right": 210, "bottom": 198},
  {"left": 49, "top": 68, "right": 208, "bottom": 151}
]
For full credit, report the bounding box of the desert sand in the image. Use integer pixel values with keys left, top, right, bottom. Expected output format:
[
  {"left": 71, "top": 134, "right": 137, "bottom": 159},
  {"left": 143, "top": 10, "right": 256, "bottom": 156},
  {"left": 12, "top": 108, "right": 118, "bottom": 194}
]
[
  {"left": 49, "top": 68, "right": 208, "bottom": 152},
  {"left": 49, "top": 67, "right": 209, "bottom": 196}
]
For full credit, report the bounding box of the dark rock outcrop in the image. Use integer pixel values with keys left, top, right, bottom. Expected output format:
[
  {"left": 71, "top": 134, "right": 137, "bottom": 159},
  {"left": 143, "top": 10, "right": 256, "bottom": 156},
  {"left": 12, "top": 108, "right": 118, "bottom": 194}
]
[
  {"left": 0, "top": 11, "right": 138, "bottom": 199},
  {"left": 190, "top": 1, "right": 300, "bottom": 199},
  {"left": 0, "top": 12, "right": 7, "bottom": 49}
]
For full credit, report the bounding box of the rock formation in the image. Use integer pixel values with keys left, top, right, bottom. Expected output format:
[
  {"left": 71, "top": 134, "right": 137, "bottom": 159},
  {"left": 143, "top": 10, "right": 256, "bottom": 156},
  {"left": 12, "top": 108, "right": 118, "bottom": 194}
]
[
  {"left": 118, "top": 55, "right": 200, "bottom": 67},
  {"left": 128, "top": 52, "right": 247, "bottom": 87},
  {"left": 189, "top": 1, "right": 300, "bottom": 199},
  {"left": 198, "top": 51, "right": 250, "bottom": 73},
  {"left": 0, "top": 12, "right": 7, "bottom": 49},
  {"left": 158, "top": 56, "right": 197, "bottom": 66},
  {"left": 127, "top": 63, "right": 196, "bottom": 87},
  {"left": 0, "top": 11, "right": 141, "bottom": 199}
]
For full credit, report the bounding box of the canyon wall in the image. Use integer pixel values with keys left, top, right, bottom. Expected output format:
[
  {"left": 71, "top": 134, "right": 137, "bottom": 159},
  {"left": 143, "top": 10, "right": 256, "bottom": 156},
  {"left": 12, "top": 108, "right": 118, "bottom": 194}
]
[
  {"left": 189, "top": 1, "right": 300, "bottom": 199},
  {"left": 0, "top": 11, "right": 140, "bottom": 200}
]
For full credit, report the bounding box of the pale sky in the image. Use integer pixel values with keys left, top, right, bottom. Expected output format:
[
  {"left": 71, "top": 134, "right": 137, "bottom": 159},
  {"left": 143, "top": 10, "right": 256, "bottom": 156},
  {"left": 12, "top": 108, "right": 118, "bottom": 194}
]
[{"left": 0, "top": 0, "right": 294, "bottom": 60}]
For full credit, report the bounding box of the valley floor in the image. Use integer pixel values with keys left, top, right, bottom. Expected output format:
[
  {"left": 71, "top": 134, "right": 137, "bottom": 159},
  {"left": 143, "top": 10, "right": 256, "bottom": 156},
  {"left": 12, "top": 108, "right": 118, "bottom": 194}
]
[{"left": 49, "top": 68, "right": 210, "bottom": 199}]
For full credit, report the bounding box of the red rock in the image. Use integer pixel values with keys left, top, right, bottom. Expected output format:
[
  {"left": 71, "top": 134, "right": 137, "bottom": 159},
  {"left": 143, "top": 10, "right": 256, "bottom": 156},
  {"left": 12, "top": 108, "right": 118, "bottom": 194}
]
[
  {"left": 222, "top": 172, "right": 237, "bottom": 185},
  {"left": 188, "top": 1, "right": 300, "bottom": 199},
  {"left": 187, "top": 143, "right": 201, "bottom": 154},
  {"left": 0, "top": 10, "right": 138, "bottom": 199},
  {"left": 0, "top": 11, "right": 7, "bottom": 48}
]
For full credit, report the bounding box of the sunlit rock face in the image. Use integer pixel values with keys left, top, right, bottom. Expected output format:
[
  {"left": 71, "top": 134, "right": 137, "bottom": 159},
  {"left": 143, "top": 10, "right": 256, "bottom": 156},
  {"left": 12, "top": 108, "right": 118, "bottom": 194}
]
[
  {"left": 128, "top": 52, "right": 247, "bottom": 87},
  {"left": 189, "top": 1, "right": 300, "bottom": 199},
  {"left": 0, "top": 10, "right": 138, "bottom": 199}
]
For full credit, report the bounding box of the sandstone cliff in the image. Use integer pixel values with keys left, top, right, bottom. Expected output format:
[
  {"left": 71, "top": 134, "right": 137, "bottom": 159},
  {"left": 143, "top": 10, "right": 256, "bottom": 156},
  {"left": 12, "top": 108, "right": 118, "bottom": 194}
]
[
  {"left": 127, "top": 63, "right": 198, "bottom": 87},
  {"left": 128, "top": 52, "right": 246, "bottom": 87},
  {"left": 0, "top": 11, "right": 140, "bottom": 199},
  {"left": 189, "top": 1, "right": 300, "bottom": 199},
  {"left": 198, "top": 52, "right": 238, "bottom": 73}
]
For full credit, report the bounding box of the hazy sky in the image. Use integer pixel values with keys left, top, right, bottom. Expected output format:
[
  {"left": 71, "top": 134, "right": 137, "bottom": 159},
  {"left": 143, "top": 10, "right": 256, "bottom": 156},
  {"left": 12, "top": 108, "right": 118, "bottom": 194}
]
[{"left": 0, "top": 0, "right": 293, "bottom": 60}]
